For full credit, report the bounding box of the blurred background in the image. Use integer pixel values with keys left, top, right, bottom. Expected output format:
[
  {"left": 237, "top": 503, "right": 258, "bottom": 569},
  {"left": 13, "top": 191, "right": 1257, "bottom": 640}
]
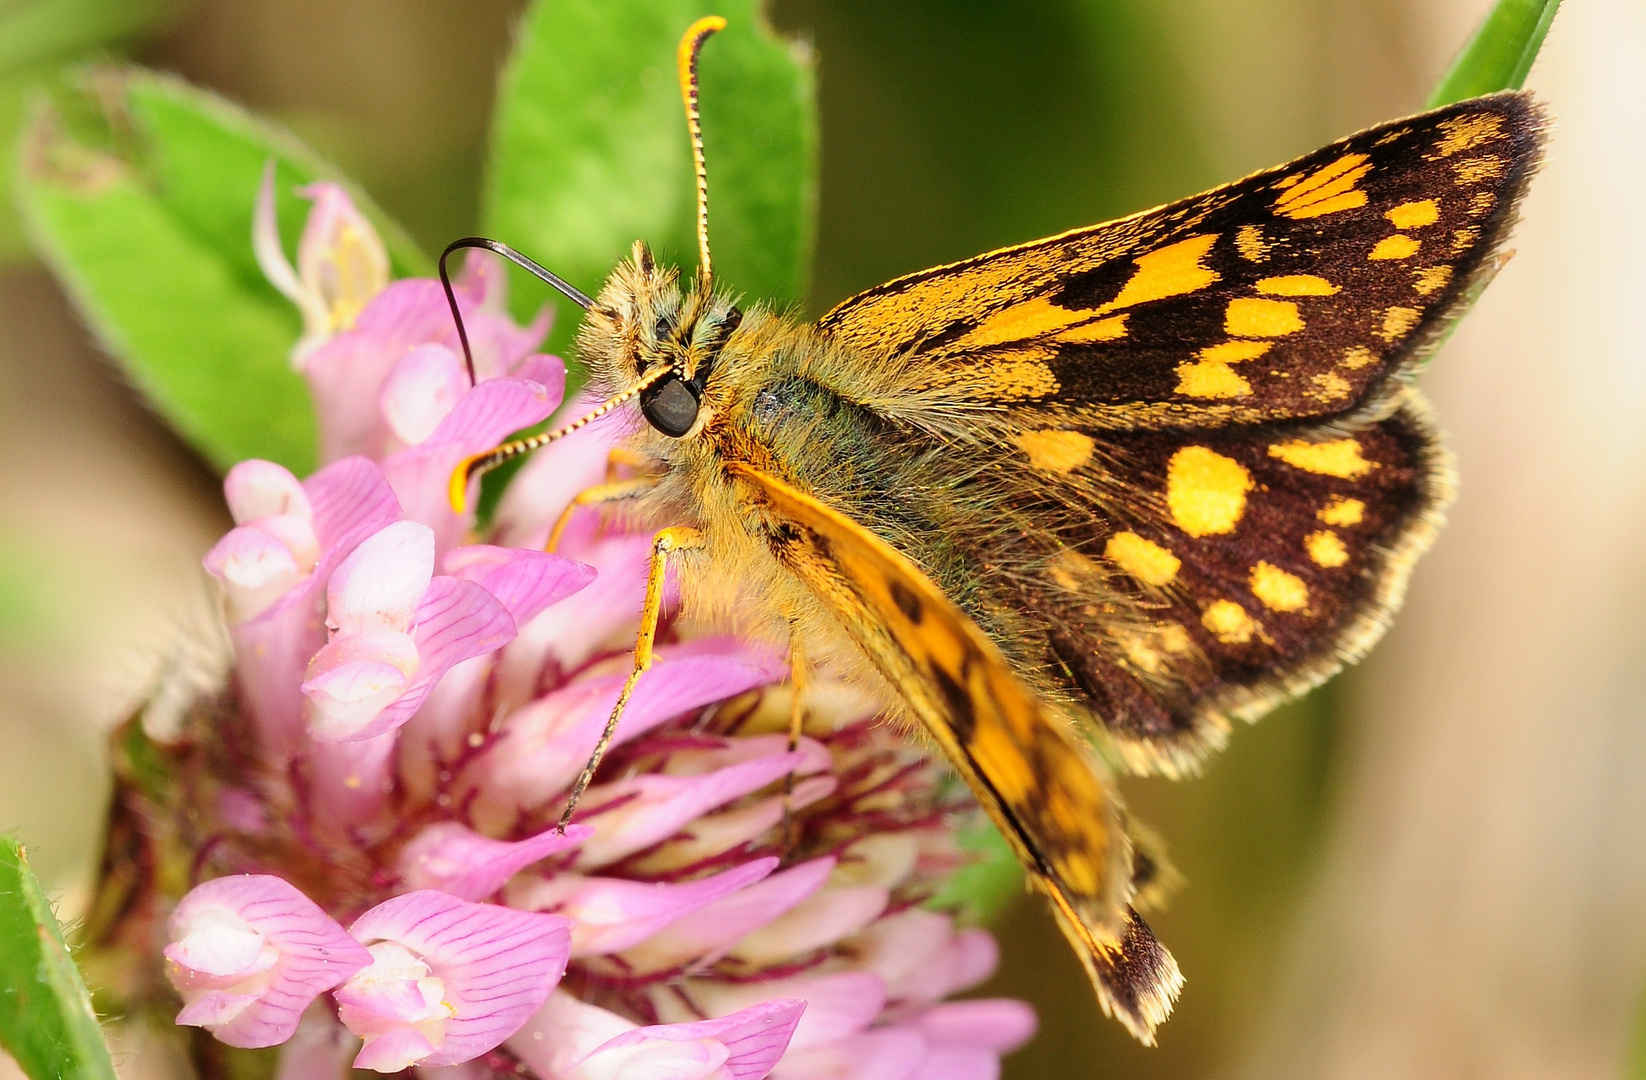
[{"left": 2, "top": 1, "right": 1644, "bottom": 1077}]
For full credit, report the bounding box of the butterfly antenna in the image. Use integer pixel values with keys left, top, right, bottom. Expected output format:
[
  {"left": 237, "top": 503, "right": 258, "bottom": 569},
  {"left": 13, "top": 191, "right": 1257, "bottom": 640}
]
[
  {"left": 678, "top": 15, "right": 725, "bottom": 288},
  {"left": 439, "top": 236, "right": 594, "bottom": 385},
  {"left": 447, "top": 363, "right": 675, "bottom": 514}
]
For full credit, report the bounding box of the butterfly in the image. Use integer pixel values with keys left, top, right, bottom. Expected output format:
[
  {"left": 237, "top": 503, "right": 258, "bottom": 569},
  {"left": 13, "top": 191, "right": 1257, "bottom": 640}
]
[{"left": 446, "top": 16, "right": 1545, "bottom": 1043}]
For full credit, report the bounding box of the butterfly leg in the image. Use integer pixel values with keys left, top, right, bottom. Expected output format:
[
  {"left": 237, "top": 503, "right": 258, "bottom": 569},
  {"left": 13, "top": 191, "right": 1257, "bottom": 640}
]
[
  {"left": 605, "top": 446, "right": 655, "bottom": 481},
  {"left": 557, "top": 525, "right": 704, "bottom": 831},
  {"left": 780, "top": 627, "right": 810, "bottom": 850},
  {"left": 545, "top": 476, "right": 660, "bottom": 552}
]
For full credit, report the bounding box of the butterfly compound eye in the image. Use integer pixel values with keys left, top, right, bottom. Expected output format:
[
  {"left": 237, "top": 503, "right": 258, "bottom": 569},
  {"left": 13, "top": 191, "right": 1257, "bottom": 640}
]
[{"left": 640, "top": 375, "right": 701, "bottom": 438}]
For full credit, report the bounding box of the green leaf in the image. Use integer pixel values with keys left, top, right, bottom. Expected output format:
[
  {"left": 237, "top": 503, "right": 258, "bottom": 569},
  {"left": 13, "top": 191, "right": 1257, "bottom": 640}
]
[
  {"left": 1427, "top": 0, "right": 1563, "bottom": 108},
  {"left": 17, "top": 68, "right": 429, "bottom": 473},
  {"left": 484, "top": 0, "right": 817, "bottom": 362},
  {"left": 0, "top": 836, "right": 118, "bottom": 1080},
  {"left": 0, "top": 0, "right": 180, "bottom": 76}
]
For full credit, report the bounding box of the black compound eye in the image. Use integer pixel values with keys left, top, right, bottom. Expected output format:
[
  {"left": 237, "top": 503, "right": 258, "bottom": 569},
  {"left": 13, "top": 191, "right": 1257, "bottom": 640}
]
[{"left": 640, "top": 375, "right": 701, "bottom": 438}]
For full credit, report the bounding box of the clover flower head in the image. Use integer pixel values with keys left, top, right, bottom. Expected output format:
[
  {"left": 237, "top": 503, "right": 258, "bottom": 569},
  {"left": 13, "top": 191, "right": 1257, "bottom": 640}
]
[{"left": 115, "top": 180, "right": 1036, "bottom": 1078}]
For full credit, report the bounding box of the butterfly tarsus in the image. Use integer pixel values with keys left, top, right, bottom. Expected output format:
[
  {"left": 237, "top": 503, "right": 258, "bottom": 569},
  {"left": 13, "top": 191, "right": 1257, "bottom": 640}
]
[
  {"left": 556, "top": 525, "right": 705, "bottom": 833},
  {"left": 780, "top": 625, "right": 810, "bottom": 852}
]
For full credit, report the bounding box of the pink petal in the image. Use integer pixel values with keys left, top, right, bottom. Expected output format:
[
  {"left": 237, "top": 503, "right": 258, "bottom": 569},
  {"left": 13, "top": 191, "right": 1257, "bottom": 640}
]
[
  {"left": 205, "top": 525, "right": 303, "bottom": 624},
  {"left": 224, "top": 460, "right": 311, "bottom": 524},
  {"left": 442, "top": 544, "right": 595, "bottom": 627},
  {"left": 398, "top": 822, "right": 592, "bottom": 901},
  {"left": 490, "top": 532, "right": 659, "bottom": 706},
  {"left": 690, "top": 972, "right": 888, "bottom": 1051},
  {"left": 892, "top": 928, "right": 998, "bottom": 1004},
  {"left": 275, "top": 1007, "right": 360, "bottom": 1080},
  {"left": 572, "top": 751, "right": 820, "bottom": 870},
  {"left": 253, "top": 163, "right": 321, "bottom": 335},
  {"left": 166, "top": 876, "right": 371, "bottom": 1049},
  {"left": 621, "top": 859, "right": 835, "bottom": 973},
  {"left": 353, "top": 1024, "right": 439, "bottom": 1072},
  {"left": 508, "top": 857, "right": 778, "bottom": 957},
  {"left": 380, "top": 344, "right": 469, "bottom": 448},
  {"left": 907, "top": 1047, "right": 999, "bottom": 1080},
  {"left": 511, "top": 352, "right": 566, "bottom": 391},
  {"left": 771, "top": 1030, "right": 926, "bottom": 1080},
  {"left": 631, "top": 776, "right": 837, "bottom": 875},
  {"left": 292, "top": 182, "right": 389, "bottom": 335},
  {"left": 304, "top": 456, "right": 404, "bottom": 547},
  {"left": 347, "top": 892, "right": 571, "bottom": 1067},
  {"left": 395, "top": 654, "right": 494, "bottom": 800},
  {"left": 843, "top": 910, "right": 955, "bottom": 1003},
  {"left": 910, "top": 1000, "right": 1037, "bottom": 1054},
  {"left": 306, "top": 731, "right": 400, "bottom": 827},
  {"left": 587, "top": 1000, "right": 805, "bottom": 1080},
  {"left": 507, "top": 991, "right": 636, "bottom": 1078},
  {"left": 727, "top": 886, "right": 889, "bottom": 966},
  {"left": 327, "top": 521, "right": 435, "bottom": 637},
  {"left": 382, "top": 378, "right": 557, "bottom": 550},
  {"left": 303, "top": 656, "right": 412, "bottom": 742},
  {"left": 466, "top": 645, "right": 782, "bottom": 835}
]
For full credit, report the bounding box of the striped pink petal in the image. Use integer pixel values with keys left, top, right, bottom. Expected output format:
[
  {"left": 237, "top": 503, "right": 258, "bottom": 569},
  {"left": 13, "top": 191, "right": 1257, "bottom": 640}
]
[
  {"left": 382, "top": 377, "right": 557, "bottom": 550},
  {"left": 491, "top": 392, "right": 634, "bottom": 549},
  {"left": 442, "top": 544, "right": 595, "bottom": 627},
  {"left": 572, "top": 750, "right": 822, "bottom": 870},
  {"left": 342, "top": 891, "right": 570, "bottom": 1068},
  {"left": 770, "top": 1030, "right": 925, "bottom": 1080},
  {"left": 379, "top": 344, "right": 469, "bottom": 448},
  {"left": 685, "top": 972, "right": 888, "bottom": 1051},
  {"left": 567, "top": 999, "right": 805, "bottom": 1080},
  {"left": 910, "top": 1000, "right": 1037, "bottom": 1054},
  {"left": 621, "top": 859, "right": 835, "bottom": 973},
  {"left": 398, "top": 822, "right": 592, "bottom": 901},
  {"left": 466, "top": 645, "right": 783, "bottom": 835},
  {"left": 165, "top": 876, "right": 370, "bottom": 1049},
  {"left": 508, "top": 857, "right": 777, "bottom": 957}
]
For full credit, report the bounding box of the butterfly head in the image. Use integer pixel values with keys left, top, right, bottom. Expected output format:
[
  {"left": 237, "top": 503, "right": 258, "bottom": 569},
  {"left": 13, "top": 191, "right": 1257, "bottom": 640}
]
[{"left": 583, "top": 238, "right": 743, "bottom": 439}]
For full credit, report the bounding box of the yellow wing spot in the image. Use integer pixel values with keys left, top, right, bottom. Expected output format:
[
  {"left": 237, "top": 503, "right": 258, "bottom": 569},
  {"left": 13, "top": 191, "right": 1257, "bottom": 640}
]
[
  {"left": 1369, "top": 234, "right": 1421, "bottom": 260},
  {"left": 1225, "top": 298, "right": 1304, "bottom": 337},
  {"left": 1175, "top": 340, "right": 1272, "bottom": 399},
  {"left": 1467, "top": 191, "right": 1497, "bottom": 216},
  {"left": 1379, "top": 305, "right": 1422, "bottom": 342},
  {"left": 1273, "top": 173, "right": 1304, "bottom": 190},
  {"left": 1374, "top": 125, "right": 1411, "bottom": 147},
  {"left": 1429, "top": 112, "right": 1505, "bottom": 158},
  {"left": 1268, "top": 438, "right": 1376, "bottom": 479},
  {"left": 1306, "top": 529, "right": 1349, "bottom": 568},
  {"left": 1340, "top": 345, "right": 1376, "bottom": 370},
  {"left": 1250, "top": 561, "right": 1309, "bottom": 612},
  {"left": 1176, "top": 361, "right": 1249, "bottom": 399},
  {"left": 1451, "top": 226, "right": 1481, "bottom": 253},
  {"left": 1307, "top": 372, "right": 1352, "bottom": 402},
  {"left": 1256, "top": 274, "right": 1338, "bottom": 296},
  {"left": 1202, "top": 599, "right": 1256, "bottom": 645},
  {"left": 1319, "top": 496, "right": 1365, "bottom": 526},
  {"left": 1235, "top": 224, "right": 1271, "bottom": 261},
  {"left": 1413, "top": 265, "right": 1453, "bottom": 296},
  {"left": 1167, "top": 446, "right": 1252, "bottom": 537},
  {"left": 1115, "top": 623, "right": 1194, "bottom": 676},
  {"left": 1062, "top": 314, "right": 1129, "bottom": 343},
  {"left": 1105, "top": 531, "right": 1181, "bottom": 586},
  {"left": 1453, "top": 156, "right": 1506, "bottom": 184},
  {"left": 1015, "top": 429, "right": 1096, "bottom": 473},
  {"left": 1092, "top": 234, "right": 1220, "bottom": 315},
  {"left": 958, "top": 296, "right": 1089, "bottom": 348},
  {"left": 1048, "top": 549, "right": 1101, "bottom": 592},
  {"left": 1273, "top": 153, "right": 1372, "bottom": 219},
  {"left": 1386, "top": 200, "right": 1440, "bottom": 229}
]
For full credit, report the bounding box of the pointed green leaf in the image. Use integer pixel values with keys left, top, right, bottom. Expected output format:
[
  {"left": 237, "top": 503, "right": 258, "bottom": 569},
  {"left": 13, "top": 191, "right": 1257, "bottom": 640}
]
[
  {"left": 0, "top": 836, "right": 118, "bottom": 1080},
  {"left": 1428, "top": 0, "right": 1563, "bottom": 108},
  {"left": 484, "top": 0, "right": 817, "bottom": 362},
  {"left": 17, "top": 68, "right": 429, "bottom": 473}
]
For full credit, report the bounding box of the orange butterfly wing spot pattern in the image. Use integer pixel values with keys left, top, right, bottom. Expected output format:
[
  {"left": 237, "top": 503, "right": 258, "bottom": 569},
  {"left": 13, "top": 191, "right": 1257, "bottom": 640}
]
[{"left": 818, "top": 93, "right": 1544, "bottom": 432}]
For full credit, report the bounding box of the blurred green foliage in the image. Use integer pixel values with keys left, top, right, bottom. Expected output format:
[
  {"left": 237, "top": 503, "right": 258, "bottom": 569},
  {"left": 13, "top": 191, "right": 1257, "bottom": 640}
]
[
  {"left": 486, "top": 0, "right": 816, "bottom": 360},
  {"left": 0, "top": 836, "right": 117, "bottom": 1080}
]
